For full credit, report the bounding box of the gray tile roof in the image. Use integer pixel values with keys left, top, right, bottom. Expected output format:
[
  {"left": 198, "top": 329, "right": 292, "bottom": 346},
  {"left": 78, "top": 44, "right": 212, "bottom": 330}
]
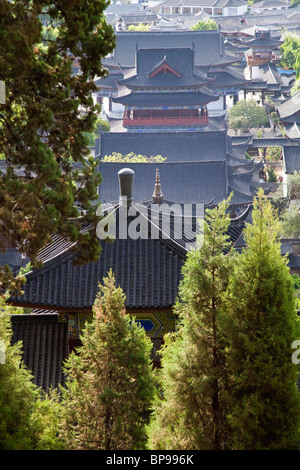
[
  {"left": 95, "top": 73, "right": 119, "bottom": 90},
  {"left": 11, "top": 223, "right": 185, "bottom": 310},
  {"left": 208, "top": 69, "right": 250, "bottom": 88},
  {"left": 118, "top": 13, "right": 158, "bottom": 24},
  {"left": 283, "top": 145, "right": 300, "bottom": 174},
  {"left": 285, "top": 123, "right": 300, "bottom": 140},
  {"left": 242, "top": 30, "right": 283, "bottom": 48},
  {"left": 251, "top": 0, "right": 290, "bottom": 8},
  {"left": 154, "top": 0, "right": 245, "bottom": 6},
  {"left": 118, "top": 48, "right": 213, "bottom": 88},
  {"left": 0, "top": 249, "right": 30, "bottom": 274},
  {"left": 9, "top": 200, "right": 248, "bottom": 312},
  {"left": 277, "top": 91, "right": 300, "bottom": 121},
  {"left": 99, "top": 160, "right": 228, "bottom": 204},
  {"left": 10, "top": 314, "right": 68, "bottom": 390},
  {"left": 103, "top": 30, "right": 239, "bottom": 69},
  {"left": 257, "top": 62, "right": 284, "bottom": 87},
  {"left": 227, "top": 135, "right": 251, "bottom": 158},
  {"left": 113, "top": 89, "right": 218, "bottom": 106},
  {"left": 96, "top": 129, "right": 228, "bottom": 162},
  {"left": 105, "top": 4, "right": 143, "bottom": 14},
  {"left": 238, "top": 11, "right": 299, "bottom": 32}
]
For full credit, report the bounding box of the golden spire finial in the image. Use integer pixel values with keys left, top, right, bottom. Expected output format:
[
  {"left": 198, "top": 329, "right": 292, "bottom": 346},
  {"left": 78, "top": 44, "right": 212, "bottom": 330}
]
[{"left": 152, "top": 168, "right": 164, "bottom": 204}]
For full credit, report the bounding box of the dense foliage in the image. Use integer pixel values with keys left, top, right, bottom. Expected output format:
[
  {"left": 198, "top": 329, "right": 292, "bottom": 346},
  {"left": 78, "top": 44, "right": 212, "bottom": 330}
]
[
  {"left": 190, "top": 20, "right": 218, "bottom": 31},
  {"left": 222, "top": 190, "right": 300, "bottom": 449},
  {"left": 227, "top": 99, "right": 268, "bottom": 133},
  {"left": 60, "top": 271, "right": 156, "bottom": 450},
  {"left": 0, "top": 0, "right": 115, "bottom": 290},
  {"left": 101, "top": 152, "right": 166, "bottom": 163},
  {"left": 148, "top": 191, "right": 300, "bottom": 450},
  {"left": 280, "top": 34, "right": 300, "bottom": 78},
  {"left": 147, "top": 198, "right": 235, "bottom": 450}
]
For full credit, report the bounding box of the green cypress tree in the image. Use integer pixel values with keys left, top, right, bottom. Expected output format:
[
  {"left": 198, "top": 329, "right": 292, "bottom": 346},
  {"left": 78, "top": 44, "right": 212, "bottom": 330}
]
[
  {"left": 147, "top": 198, "right": 234, "bottom": 450},
  {"left": 60, "top": 271, "right": 156, "bottom": 450},
  {"left": 222, "top": 189, "right": 300, "bottom": 450}
]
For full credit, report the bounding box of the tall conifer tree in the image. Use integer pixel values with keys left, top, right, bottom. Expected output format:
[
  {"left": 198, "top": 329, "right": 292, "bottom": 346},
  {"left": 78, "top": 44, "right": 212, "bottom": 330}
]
[
  {"left": 222, "top": 189, "right": 300, "bottom": 450},
  {"left": 147, "top": 198, "right": 234, "bottom": 450},
  {"left": 61, "top": 271, "right": 156, "bottom": 450}
]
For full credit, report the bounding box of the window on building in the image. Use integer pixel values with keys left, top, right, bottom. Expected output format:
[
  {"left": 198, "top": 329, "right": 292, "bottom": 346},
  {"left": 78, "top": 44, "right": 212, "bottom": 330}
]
[
  {"left": 182, "top": 7, "right": 191, "bottom": 13},
  {"left": 192, "top": 7, "right": 201, "bottom": 13},
  {"left": 162, "top": 7, "right": 170, "bottom": 13},
  {"left": 172, "top": 7, "right": 181, "bottom": 13},
  {"left": 203, "top": 8, "right": 212, "bottom": 14},
  {"left": 214, "top": 8, "right": 222, "bottom": 15}
]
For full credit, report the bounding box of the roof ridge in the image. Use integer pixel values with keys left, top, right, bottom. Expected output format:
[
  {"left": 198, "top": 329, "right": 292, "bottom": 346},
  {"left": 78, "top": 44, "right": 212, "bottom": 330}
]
[
  {"left": 100, "top": 160, "right": 226, "bottom": 166},
  {"left": 138, "top": 47, "right": 193, "bottom": 52},
  {"left": 102, "top": 129, "right": 227, "bottom": 136}
]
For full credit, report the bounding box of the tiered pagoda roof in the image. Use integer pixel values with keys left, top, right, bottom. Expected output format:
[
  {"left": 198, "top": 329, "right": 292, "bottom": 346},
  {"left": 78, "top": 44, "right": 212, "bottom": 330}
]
[{"left": 113, "top": 47, "right": 219, "bottom": 111}]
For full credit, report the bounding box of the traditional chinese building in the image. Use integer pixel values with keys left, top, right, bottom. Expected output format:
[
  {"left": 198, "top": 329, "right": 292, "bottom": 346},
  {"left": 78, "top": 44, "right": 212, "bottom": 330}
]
[
  {"left": 95, "top": 30, "right": 246, "bottom": 116},
  {"left": 6, "top": 29, "right": 279, "bottom": 392},
  {"left": 197, "top": 64, "right": 251, "bottom": 108},
  {"left": 9, "top": 166, "right": 251, "bottom": 389},
  {"left": 112, "top": 47, "right": 219, "bottom": 131},
  {"left": 238, "top": 30, "right": 290, "bottom": 101},
  {"left": 243, "top": 29, "right": 283, "bottom": 68}
]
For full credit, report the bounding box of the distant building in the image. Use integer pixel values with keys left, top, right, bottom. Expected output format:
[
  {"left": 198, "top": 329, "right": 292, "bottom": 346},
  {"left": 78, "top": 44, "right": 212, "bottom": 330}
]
[
  {"left": 240, "top": 30, "right": 289, "bottom": 100},
  {"left": 242, "top": 29, "right": 283, "bottom": 67},
  {"left": 116, "top": 12, "right": 159, "bottom": 31},
  {"left": 249, "top": 0, "right": 290, "bottom": 15},
  {"left": 152, "top": 0, "right": 248, "bottom": 17}
]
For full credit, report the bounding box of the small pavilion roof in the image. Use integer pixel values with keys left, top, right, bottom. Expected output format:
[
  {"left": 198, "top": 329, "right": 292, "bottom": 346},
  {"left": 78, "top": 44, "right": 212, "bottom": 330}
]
[
  {"left": 207, "top": 69, "right": 251, "bottom": 89},
  {"left": 242, "top": 30, "right": 284, "bottom": 48}
]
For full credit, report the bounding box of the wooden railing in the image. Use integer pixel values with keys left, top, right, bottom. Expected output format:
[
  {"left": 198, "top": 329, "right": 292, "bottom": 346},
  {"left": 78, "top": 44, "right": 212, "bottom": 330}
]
[{"left": 247, "top": 52, "right": 275, "bottom": 66}]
